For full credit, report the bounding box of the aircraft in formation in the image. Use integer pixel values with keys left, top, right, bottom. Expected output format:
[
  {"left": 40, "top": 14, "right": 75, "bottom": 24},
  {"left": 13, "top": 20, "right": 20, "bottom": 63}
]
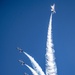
[
  {"left": 17, "top": 4, "right": 56, "bottom": 75},
  {"left": 18, "top": 60, "right": 25, "bottom": 65},
  {"left": 17, "top": 47, "right": 29, "bottom": 75},
  {"left": 51, "top": 3, "right": 56, "bottom": 13},
  {"left": 24, "top": 72, "right": 29, "bottom": 75},
  {"left": 17, "top": 47, "right": 23, "bottom": 53}
]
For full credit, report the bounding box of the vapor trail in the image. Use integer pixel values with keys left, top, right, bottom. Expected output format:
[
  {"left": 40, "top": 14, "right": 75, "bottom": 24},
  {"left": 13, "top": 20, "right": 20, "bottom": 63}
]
[
  {"left": 23, "top": 52, "right": 45, "bottom": 75},
  {"left": 45, "top": 13, "right": 57, "bottom": 75},
  {"left": 25, "top": 64, "right": 38, "bottom": 75}
]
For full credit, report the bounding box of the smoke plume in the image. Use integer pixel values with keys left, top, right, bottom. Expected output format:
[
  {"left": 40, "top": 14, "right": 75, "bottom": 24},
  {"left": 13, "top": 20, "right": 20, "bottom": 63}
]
[
  {"left": 45, "top": 13, "right": 57, "bottom": 75},
  {"left": 23, "top": 52, "right": 45, "bottom": 75},
  {"left": 25, "top": 64, "right": 38, "bottom": 75}
]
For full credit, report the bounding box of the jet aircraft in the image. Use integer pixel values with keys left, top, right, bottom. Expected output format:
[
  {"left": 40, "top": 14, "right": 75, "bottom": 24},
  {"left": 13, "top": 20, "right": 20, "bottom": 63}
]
[
  {"left": 51, "top": 4, "right": 56, "bottom": 13},
  {"left": 24, "top": 73, "right": 29, "bottom": 75},
  {"left": 18, "top": 60, "right": 25, "bottom": 65},
  {"left": 17, "top": 47, "right": 23, "bottom": 53}
]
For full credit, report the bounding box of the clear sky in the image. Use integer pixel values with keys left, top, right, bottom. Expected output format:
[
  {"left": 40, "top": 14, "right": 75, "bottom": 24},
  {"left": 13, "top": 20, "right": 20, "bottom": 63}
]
[{"left": 0, "top": 0, "right": 75, "bottom": 75}]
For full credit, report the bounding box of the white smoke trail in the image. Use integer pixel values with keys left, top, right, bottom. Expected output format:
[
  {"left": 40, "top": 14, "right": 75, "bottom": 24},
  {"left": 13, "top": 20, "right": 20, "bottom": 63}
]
[
  {"left": 25, "top": 64, "right": 38, "bottom": 75},
  {"left": 23, "top": 52, "right": 45, "bottom": 75},
  {"left": 45, "top": 13, "right": 57, "bottom": 75}
]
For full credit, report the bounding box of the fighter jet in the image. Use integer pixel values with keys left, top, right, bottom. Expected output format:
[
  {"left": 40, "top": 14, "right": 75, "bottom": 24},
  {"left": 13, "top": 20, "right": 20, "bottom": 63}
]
[
  {"left": 17, "top": 47, "right": 23, "bottom": 53},
  {"left": 51, "top": 4, "right": 56, "bottom": 13},
  {"left": 24, "top": 73, "right": 28, "bottom": 75},
  {"left": 18, "top": 60, "right": 25, "bottom": 65}
]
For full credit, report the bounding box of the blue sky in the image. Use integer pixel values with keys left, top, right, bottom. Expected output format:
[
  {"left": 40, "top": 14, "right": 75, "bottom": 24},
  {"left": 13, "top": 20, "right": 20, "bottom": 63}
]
[{"left": 0, "top": 0, "right": 75, "bottom": 75}]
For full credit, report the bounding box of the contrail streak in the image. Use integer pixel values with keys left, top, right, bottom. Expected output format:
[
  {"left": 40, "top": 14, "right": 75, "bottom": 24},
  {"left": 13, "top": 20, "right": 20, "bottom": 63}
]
[
  {"left": 45, "top": 13, "right": 57, "bottom": 75},
  {"left": 23, "top": 52, "right": 45, "bottom": 75},
  {"left": 25, "top": 64, "right": 38, "bottom": 75}
]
